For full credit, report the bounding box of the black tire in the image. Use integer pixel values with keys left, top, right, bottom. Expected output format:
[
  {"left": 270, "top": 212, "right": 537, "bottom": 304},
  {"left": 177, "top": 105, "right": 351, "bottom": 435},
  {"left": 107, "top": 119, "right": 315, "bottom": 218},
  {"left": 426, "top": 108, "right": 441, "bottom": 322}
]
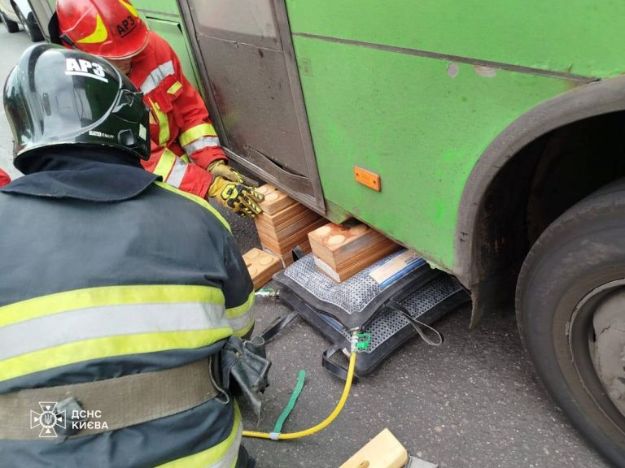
[
  {"left": 517, "top": 180, "right": 625, "bottom": 466},
  {"left": 14, "top": 7, "right": 42, "bottom": 42},
  {"left": 0, "top": 10, "right": 19, "bottom": 33}
]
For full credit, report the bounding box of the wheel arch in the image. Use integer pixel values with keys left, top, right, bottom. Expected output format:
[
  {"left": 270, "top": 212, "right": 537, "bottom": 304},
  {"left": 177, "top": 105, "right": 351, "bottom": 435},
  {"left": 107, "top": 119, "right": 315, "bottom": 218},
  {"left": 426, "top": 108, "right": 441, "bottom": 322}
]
[{"left": 455, "top": 75, "right": 625, "bottom": 326}]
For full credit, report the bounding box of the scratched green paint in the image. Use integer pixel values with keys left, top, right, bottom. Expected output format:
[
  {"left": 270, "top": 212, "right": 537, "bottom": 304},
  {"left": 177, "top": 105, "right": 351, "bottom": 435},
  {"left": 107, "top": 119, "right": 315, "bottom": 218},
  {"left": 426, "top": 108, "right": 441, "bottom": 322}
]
[
  {"left": 292, "top": 37, "right": 574, "bottom": 267},
  {"left": 286, "top": 0, "right": 625, "bottom": 78}
]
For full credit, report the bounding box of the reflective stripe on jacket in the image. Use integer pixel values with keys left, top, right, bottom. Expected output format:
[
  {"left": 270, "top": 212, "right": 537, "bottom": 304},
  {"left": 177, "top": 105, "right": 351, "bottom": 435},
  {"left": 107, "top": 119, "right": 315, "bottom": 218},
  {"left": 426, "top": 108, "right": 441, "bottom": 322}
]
[
  {"left": 0, "top": 158, "right": 253, "bottom": 466},
  {"left": 130, "top": 32, "right": 227, "bottom": 198}
]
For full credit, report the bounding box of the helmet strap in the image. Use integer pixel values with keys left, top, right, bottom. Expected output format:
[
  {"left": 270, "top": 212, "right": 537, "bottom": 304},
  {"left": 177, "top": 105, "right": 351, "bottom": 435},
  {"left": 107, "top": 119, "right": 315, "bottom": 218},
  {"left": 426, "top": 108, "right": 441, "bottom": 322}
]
[{"left": 59, "top": 33, "right": 76, "bottom": 48}]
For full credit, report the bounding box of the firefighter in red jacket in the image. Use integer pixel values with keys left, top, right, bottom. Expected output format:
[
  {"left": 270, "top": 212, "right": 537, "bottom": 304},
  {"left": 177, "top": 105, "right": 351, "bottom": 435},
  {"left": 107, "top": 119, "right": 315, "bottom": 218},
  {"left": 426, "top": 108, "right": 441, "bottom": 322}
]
[
  {"left": 52, "top": 0, "right": 264, "bottom": 218},
  {"left": 0, "top": 170, "right": 9, "bottom": 187}
]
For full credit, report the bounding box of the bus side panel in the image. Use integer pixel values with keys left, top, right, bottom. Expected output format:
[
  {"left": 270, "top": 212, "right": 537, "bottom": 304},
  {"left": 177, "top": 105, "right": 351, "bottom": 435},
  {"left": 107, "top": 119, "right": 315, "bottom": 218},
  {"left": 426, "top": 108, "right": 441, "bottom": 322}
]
[
  {"left": 286, "top": 0, "right": 625, "bottom": 78},
  {"left": 291, "top": 36, "right": 575, "bottom": 269},
  {"left": 142, "top": 16, "right": 200, "bottom": 86}
]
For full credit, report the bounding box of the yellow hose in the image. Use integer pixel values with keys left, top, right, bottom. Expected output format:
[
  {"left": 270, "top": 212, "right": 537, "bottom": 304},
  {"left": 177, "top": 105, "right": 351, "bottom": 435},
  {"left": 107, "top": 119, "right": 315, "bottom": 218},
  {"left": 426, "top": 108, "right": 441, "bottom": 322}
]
[{"left": 242, "top": 350, "right": 357, "bottom": 440}]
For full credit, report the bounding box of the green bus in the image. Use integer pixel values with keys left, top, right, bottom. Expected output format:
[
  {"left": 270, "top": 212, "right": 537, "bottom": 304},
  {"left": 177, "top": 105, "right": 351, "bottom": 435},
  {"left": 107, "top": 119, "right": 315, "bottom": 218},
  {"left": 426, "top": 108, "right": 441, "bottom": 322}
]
[{"left": 30, "top": 1, "right": 625, "bottom": 463}]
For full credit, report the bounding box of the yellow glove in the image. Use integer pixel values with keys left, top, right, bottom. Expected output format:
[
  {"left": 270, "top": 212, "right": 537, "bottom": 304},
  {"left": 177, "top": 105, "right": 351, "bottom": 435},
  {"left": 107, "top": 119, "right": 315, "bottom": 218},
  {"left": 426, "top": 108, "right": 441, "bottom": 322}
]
[
  {"left": 208, "top": 176, "right": 265, "bottom": 217},
  {"left": 208, "top": 160, "right": 244, "bottom": 183}
]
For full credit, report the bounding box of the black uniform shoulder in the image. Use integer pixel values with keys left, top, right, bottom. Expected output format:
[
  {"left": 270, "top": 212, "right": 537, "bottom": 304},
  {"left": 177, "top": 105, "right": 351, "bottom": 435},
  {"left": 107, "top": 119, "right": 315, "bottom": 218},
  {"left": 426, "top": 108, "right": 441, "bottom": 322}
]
[{"left": 147, "top": 181, "right": 232, "bottom": 234}]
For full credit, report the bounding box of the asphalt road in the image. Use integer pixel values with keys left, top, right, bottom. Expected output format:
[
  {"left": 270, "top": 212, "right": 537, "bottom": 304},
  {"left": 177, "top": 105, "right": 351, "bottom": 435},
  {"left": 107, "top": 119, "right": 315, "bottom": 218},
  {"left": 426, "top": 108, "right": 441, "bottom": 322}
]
[{"left": 0, "top": 27, "right": 609, "bottom": 468}]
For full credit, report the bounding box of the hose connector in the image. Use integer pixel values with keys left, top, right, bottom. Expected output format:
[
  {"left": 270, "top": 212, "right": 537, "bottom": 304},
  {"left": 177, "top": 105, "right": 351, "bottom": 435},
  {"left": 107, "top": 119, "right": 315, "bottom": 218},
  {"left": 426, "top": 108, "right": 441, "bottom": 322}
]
[
  {"left": 255, "top": 287, "right": 280, "bottom": 299},
  {"left": 350, "top": 330, "right": 371, "bottom": 353}
]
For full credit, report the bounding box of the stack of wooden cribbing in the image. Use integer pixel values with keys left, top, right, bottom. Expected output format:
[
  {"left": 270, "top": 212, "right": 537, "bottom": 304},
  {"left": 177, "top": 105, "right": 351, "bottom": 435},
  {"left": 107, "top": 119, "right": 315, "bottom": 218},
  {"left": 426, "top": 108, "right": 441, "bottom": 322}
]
[
  {"left": 253, "top": 184, "right": 326, "bottom": 266},
  {"left": 308, "top": 222, "right": 399, "bottom": 282},
  {"left": 247, "top": 183, "right": 400, "bottom": 286}
]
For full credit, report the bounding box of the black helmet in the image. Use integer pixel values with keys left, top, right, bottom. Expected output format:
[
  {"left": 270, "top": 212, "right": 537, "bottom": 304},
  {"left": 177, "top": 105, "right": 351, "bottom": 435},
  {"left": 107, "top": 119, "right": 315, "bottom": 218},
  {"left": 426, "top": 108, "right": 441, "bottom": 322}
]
[{"left": 3, "top": 43, "right": 149, "bottom": 171}]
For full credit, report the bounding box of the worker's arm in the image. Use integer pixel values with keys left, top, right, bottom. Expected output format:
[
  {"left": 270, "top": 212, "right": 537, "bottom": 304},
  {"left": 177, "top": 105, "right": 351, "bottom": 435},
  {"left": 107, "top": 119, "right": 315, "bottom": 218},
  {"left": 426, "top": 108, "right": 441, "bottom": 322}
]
[
  {"left": 222, "top": 234, "right": 255, "bottom": 338},
  {"left": 141, "top": 144, "right": 212, "bottom": 198},
  {"left": 165, "top": 45, "right": 227, "bottom": 170}
]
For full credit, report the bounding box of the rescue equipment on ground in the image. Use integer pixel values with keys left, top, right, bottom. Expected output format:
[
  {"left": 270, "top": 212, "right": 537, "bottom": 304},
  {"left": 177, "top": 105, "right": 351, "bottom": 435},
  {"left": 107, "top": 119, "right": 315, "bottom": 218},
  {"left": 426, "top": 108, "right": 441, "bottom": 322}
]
[
  {"left": 244, "top": 249, "right": 468, "bottom": 442},
  {"left": 242, "top": 330, "right": 363, "bottom": 441},
  {"left": 275, "top": 250, "right": 469, "bottom": 377}
]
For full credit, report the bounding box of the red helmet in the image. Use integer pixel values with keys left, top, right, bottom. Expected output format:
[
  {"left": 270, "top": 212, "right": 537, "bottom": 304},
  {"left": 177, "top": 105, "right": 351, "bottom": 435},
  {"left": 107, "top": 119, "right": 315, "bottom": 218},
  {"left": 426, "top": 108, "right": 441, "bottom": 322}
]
[{"left": 56, "top": 0, "right": 149, "bottom": 60}]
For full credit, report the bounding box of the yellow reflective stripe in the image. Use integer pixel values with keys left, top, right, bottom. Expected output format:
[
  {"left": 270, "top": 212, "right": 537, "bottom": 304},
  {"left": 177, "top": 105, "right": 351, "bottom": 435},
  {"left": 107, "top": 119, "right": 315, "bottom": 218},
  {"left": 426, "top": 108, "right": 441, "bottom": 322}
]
[
  {"left": 167, "top": 81, "right": 183, "bottom": 95},
  {"left": 226, "top": 292, "right": 254, "bottom": 319},
  {"left": 231, "top": 317, "right": 254, "bottom": 338},
  {"left": 119, "top": 0, "right": 139, "bottom": 17},
  {"left": 155, "top": 181, "right": 231, "bottom": 232},
  {"left": 149, "top": 98, "right": 170, "bottom": 146},
  {"left": 226, "top": 292, "right": 254, "bottom": 336},
  {"left": 179, "top": 123, "right": 217, "bottom": 147},
  {"left": 158, "top": 404, "right": 242, "bottom": 468},
  {"left": 0, "top": 329, "right": 231, "bottom": 383},
  {"left": 0, "top": 284, "right": 224, "bottom": 328},
  {"left": 76, "top": 13, "right": 108, "bottom": 44},
  {"left": 153, "top": 148, "right": 176, "bottom": 180}
]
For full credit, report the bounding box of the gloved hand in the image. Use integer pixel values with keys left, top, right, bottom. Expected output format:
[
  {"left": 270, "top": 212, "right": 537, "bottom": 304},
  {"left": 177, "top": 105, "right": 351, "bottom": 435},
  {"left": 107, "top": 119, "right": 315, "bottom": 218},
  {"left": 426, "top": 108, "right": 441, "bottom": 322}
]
[
  {"left": 208, "top": 176, "right": 265, "bottom": 217},
  {"left": 208, "top": 160, "right": 244, "bottom": 183}
]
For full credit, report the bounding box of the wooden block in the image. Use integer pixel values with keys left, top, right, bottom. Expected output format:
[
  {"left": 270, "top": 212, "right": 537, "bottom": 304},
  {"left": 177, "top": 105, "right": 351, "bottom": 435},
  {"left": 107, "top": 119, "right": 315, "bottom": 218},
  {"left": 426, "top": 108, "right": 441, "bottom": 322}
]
[
  {"left": 254, "top": 184, "right": 324, "bottom": 261},
  {"left": 256, "top": 184, "right": 297, "bottom": 215},
  {"left": 255, "top": 207, "right": 316, "bottom": 239},
  {"left": 340, "top": 428, "right": 408, "bottom": 468},
  {"left": 309, "top": 223, "right": 370, "bottom": 267},
  {"left": 309, "top": 222, "right": 400, "bottom": 280},
  {"left": 255, "top": 205, "right": 310, "bottom": 235},
  {"left": 313, "top": 239, "right": 398, "bottom": 282},
  {"left": 243, "top": 248, "right": 282, "bottom": 290},
  {"left": 257, "top": 210, "right": 323, "bottom": 244},
  {"left": 259, "top": 218, "right": 327, "bottom": 257},
  {"left": 265, "top": 240, "right": 313, "bottom": 266},
  {"left": 313, "top": 256, "right": 343, "bottom": 282}
]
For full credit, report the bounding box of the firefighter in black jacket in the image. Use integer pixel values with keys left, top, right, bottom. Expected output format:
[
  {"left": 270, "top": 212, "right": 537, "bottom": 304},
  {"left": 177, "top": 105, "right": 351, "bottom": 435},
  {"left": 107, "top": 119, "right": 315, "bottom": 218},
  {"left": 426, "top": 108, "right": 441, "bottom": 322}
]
[{"left": 0, "top": 44, "right": 257, "bottom": 467}]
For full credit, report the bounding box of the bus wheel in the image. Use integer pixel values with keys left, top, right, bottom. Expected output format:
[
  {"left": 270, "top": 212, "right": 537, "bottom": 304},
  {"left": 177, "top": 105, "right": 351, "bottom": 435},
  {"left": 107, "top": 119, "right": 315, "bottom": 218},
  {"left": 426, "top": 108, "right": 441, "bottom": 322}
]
[{"left": 517, "top": 181, "right": 625, "bottom": 466}]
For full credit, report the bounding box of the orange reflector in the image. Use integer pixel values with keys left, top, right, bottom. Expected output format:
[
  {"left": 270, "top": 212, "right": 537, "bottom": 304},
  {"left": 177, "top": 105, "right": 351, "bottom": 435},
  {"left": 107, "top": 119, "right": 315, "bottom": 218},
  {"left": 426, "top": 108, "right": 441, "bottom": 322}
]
[{"left": 354, "top": 166, "right": 381, "bottom": 192}]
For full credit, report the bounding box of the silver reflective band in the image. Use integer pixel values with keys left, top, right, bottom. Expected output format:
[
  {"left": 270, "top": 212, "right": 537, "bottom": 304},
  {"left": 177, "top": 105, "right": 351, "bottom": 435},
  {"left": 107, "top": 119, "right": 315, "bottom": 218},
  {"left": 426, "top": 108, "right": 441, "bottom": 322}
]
[
  {"left": 140, "top": 60, "right": 175, "bottom": 94},
  {"left": 183, "top": 136, "right": 221, "bottom": 155},
  {"left": 0, "top": 302, "right": 228, "bottom": 360},
  {"left": 227, "top": 311, "right": 254, "bottom": 334},
  {"left": 167, "top": 156, "right": 188, "bottom": 188}
]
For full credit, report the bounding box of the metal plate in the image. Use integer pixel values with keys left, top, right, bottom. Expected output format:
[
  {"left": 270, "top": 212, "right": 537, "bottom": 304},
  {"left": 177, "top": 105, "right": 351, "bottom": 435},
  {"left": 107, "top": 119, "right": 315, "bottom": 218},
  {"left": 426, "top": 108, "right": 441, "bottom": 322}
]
[
  {"left": 198, "top": 40, "right": 309, "bottom": 176},
  {"left": 178, "top": 0, "right": 326, "bottom": 213}
]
